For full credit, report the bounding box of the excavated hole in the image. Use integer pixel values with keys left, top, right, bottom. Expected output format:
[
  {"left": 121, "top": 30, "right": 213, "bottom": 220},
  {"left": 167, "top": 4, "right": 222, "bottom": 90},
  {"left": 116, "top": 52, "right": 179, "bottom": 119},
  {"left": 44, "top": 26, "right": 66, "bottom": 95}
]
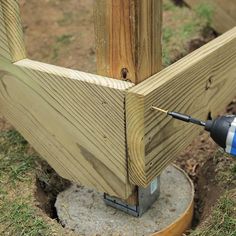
[
  {"left": 35, "top": 154, "right": 227, "bottom": 232},
  {"left": 35, "top": 161, "right": 71, "bottom": 221},
  {"left": 171, "top": 0, "right": 188, "bottom": 7}
]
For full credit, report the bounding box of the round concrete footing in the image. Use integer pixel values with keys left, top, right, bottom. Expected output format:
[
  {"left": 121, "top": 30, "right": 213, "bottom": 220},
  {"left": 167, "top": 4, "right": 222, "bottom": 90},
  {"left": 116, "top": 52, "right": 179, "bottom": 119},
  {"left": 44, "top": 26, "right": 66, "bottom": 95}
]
[{"left": 55, "top": 165, "right": 194, "bottom": 236}]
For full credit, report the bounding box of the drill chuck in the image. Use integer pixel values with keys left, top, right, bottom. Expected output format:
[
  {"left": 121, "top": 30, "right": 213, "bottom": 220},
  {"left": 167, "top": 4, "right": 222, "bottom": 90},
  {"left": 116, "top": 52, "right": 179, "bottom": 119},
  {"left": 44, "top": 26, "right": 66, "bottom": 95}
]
[
  {"left": 205, "top": 115, "right": 236, "bottom": 155},
  {"left": 168, "top": 112, "right": 206, "bottom": 127}
]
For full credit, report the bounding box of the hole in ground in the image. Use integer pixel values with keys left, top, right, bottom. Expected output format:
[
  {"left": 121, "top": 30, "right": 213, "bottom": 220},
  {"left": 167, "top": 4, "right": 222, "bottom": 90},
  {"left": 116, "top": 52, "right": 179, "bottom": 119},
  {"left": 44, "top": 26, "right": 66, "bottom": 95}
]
[
  {"left": 36, "top": 155, "right": 228, "bottom": 232},
  {"left": 191, "top": 157, "right": 223, "bottom": 227},
  {"left": 35, "top": 161, "right": 71, "bottom": 220},
  {"left": 170, "top": 26, "right": 218, "bottom": 65},
  {"left": 171, "top": 0, "right": 188, "bottom": 7}
]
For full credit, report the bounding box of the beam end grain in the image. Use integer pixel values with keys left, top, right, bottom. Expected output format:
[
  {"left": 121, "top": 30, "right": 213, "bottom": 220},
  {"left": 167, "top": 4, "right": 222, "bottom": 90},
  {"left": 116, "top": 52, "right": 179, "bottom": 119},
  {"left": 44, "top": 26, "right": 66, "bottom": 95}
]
[
  {"left": 126, "top": 92, "right": 147, "bottom": 186},
  {"left": 127, "top": 27, "right": 236, "bottom": 187}
]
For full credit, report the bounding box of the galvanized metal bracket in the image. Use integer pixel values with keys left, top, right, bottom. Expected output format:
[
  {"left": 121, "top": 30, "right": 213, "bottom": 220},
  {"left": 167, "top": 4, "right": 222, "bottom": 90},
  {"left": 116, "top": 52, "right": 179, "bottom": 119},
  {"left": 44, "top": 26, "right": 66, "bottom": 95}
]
[{"left": 104, "top": 176, "right": 160, "bottom": 217}]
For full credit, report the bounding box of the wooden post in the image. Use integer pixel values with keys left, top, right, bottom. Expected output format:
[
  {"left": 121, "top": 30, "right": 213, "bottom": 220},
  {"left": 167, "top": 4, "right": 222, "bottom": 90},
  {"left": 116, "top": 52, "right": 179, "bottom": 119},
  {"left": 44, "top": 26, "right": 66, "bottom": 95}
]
[
  {"left": 1, "top": 0, "right": 26, "bottom": 62},
  {"left": 94, "top": 0, "right": 162, "bottom": 85},
  {"left": 94, "top": 0, "right": 163, "bottom": 202}
]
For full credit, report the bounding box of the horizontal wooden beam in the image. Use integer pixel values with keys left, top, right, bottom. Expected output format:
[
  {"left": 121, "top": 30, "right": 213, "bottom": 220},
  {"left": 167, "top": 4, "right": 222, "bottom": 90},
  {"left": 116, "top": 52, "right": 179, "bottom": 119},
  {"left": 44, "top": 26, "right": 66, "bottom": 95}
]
[
  {"left": 0, "top": 57, "right": 134, "bottom": 199},
  {"left": 185, "top": 0, "right": 236, "bottom": 34},
  {"left": 127, "top": 27, "right": 236, "bottom": 187},
  {"left": 0, "top": 0, "right": 137, "bottom": 199}
]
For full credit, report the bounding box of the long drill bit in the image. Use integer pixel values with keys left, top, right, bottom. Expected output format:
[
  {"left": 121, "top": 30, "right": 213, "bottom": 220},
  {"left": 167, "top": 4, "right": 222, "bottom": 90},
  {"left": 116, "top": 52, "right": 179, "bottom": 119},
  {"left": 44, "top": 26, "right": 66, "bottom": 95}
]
[{"left": 152, "top": 106, "right": 206, "bottom": 127}]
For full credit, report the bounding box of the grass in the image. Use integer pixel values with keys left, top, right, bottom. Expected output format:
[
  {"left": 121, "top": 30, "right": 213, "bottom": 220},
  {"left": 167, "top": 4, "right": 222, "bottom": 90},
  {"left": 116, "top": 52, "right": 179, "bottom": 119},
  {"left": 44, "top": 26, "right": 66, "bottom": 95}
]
[
  {"left": 213, "top": 151, "right": 236, "bottom": 187},
  {"left": 162, "top": 0, "right": 211, "bottom": 66},
  {"left": 162, "top": 1, "right": 215, "bottom": 66},
  {"left": 0, "top": 130, "right": 51, "bottom": 236},
  {"left": 0, "top": 130, "right": 36, "bottom": 183},
  {"left": 0, "top": 198, "right": 50, "bottom": 236},
  {"left": 56, "top": 34, "right": 73, "bottom": 45},
  {"left": 180, "top": 21, "right": 198, "bottom": 39},
  {"left": 189, "top": 151, "right": 236, "bottom": 236},
  {"left": 52, "top": 34, "right": 74, "bottom": 60},
  {"left": 190, "top": 190, "right": 236, "bottom": 236},
  {"left": 195, "top": 3, "right": 214, "bottom": 26},
  {"left": 163, "top": 1, "right": 177, "bottom": 11}
]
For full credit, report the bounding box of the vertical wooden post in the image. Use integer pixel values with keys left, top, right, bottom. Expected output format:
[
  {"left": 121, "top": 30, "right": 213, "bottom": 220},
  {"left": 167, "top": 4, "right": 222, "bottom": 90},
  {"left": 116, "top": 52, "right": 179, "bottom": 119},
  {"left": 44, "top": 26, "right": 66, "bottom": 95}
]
[
  {"left": 1, "top": 0, "right": 26, "bottom": 62},
  {"left": 94, "top": 0, "right": 163, "bottom": 201},
  {"left": 94, "top": 0, "right": 162, "bottom": 85}
]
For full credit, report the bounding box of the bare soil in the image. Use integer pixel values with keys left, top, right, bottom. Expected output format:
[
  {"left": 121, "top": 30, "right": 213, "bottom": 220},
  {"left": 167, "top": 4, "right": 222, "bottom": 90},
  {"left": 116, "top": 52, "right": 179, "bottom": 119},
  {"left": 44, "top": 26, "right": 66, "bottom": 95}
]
[{"left": 20, "top": 0, "right": 96, "bottom": 73}]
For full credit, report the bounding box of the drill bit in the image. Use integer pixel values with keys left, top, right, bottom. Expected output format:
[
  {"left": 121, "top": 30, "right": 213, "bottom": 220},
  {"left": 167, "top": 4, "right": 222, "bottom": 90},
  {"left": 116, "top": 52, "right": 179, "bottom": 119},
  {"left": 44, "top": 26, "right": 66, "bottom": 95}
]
[
  {"left": 151, "top": 107, "right": 169, "bottom": 114},
  {"left": 152, "top": 106, "right": 206, "bottom": 127}
]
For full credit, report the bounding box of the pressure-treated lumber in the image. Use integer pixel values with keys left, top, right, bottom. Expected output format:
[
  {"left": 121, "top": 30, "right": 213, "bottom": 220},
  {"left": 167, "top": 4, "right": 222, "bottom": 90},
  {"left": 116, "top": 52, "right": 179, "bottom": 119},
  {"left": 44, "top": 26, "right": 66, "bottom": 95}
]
[
  {"left": 0, "top": 0, "right": 135, "bottom": 199},
  {"left": 94, "top": 0, "right": 162, "bottom": 84},
  {"left": 94, "top": 0, "right": 163, "bottom": 202},
  {"left": 127, "top": 27, "right": 236, "bottom": 187},
  {"left": 0, "top": 0, "right": 26, "bottom": 62},
  {"left": 185, "top": 0, "right": 236, "bottom": 34},
  {"left": 0, "top": 57, "right": 134, "bottom": 198}
]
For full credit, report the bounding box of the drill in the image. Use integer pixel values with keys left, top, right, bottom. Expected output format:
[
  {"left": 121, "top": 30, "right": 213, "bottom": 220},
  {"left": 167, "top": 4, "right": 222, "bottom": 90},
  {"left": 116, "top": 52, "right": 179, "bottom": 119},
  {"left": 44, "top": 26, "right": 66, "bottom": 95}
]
[{"left": 152, "top": 107, "right": 236, "bottom": 157}]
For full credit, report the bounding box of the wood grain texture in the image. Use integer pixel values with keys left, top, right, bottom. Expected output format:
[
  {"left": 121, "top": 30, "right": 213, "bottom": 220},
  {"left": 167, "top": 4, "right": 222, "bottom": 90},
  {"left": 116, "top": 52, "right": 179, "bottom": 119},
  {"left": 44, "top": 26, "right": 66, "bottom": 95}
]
[
  {"left": 0, "top": 57, "right": 134, "bottom": 198},
  {"left": 0, "top": 0, "right": 136, "bottom": 199},
  {"left": 127, "top": 27, "right": 236, "bottom": 186},
  {"left": 185, "top": 0, "right": 236, "bottom": 34},
  {"left": 0, "top": 0, "right": 26, "bottom": 62},
  {"left": 94, "top": 0, "right": 162, "bottom": 84}
]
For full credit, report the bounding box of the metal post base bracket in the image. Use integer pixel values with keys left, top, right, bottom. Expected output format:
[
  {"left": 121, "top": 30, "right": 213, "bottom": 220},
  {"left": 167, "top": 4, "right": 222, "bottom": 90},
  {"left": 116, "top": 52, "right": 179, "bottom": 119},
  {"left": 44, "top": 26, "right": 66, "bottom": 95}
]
[{"left": 104, "top": 176, "right": 160, "bottom": 217}]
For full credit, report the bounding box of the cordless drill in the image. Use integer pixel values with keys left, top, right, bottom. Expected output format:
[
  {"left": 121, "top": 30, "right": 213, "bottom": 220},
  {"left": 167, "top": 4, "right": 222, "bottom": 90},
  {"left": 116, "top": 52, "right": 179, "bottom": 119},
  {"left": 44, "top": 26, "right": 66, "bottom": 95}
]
[{"left": 152, "top": 107, "right": 236, "bottom": 157}]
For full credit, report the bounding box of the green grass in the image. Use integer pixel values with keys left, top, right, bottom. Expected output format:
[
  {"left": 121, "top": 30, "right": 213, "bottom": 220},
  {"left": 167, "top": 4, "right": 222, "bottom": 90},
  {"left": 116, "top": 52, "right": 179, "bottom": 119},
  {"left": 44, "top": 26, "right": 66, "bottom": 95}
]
[
  {"left": 216, "top": 162, "right": 236, "bottom": 187},
  {"left": 52, "top": 34, "right": 74, "bottom": 60},
  {"left": 0, "top": 130, "right": 36, "bottom": 183},
  {"left": 162, "top": 0, "right": 210, "bottom": 66},
  {"left": 180, "top": 21, "right": 198, "bottom": 39},
  {"left": 195, "top": 3, "right": 214, "bottom": 26},
  {"left": 162, "top": 27, "right": 173, "bottom": 65},
  {"left": 163, "top": 27, "right": 173, "bottom": 43},
  {"left": 212, "top": 152, "right": 236, "bottom": 187},
  {"left": 190, "top": 190, "right": 236, "bottom": 236},
  {"left": 163, "top": 47, "right": 171, "bottom": 66},
  {"left": 56, "top": 34, "right": 73, "bottom": 45},
  {"left": 163, "top": 1, "right": 176, "bottom": 11},
  {"left": 0, "top": 198, "right": 50, "bottom": 236},
  {"left": 0, "top": 130, "right": 51, "bottom": 235}
]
